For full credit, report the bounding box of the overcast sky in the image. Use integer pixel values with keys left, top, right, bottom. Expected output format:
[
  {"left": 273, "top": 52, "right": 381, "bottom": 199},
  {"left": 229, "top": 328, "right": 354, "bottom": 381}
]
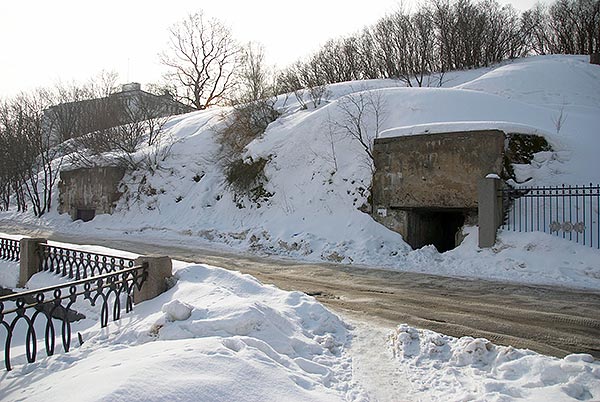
[{"left": 0, "top": 0, "right": 547, "bottom": 97}]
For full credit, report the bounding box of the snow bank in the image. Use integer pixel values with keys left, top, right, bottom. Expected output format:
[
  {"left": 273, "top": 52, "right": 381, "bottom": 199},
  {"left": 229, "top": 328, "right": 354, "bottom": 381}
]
[
  {"left": 379, "top": 121, "right": 554, "bottom": 138},
  {"left": 0, "top": 260, "right": 365, "bottom": 401},
  {"left": 433, "top": 226, "right": 600, "bottom": 290},
  {"left": 0, "top": 260, "right": 19, "bottom": 288},
  {"left": 389, "top": 324, "right": 600, "bottom": 401},
  {"left": 456, "top": 55, "right": 600, "bottom": 108}
]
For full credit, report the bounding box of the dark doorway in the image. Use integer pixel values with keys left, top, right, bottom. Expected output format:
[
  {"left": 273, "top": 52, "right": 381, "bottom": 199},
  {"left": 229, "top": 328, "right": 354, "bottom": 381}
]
[
  {"left": 76, "top": 208, "right": 96, "bottom": 222},
  {"left": 407, "top": 209, "right": 466, "bottom": 252}
]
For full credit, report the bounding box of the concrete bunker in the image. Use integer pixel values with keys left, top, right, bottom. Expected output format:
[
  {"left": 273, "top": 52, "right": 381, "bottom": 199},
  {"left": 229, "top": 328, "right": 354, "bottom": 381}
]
[
  {"left": 58, "top": 166, "right": 125, "bottom": 221},
  {"left": 372, "top": 129, "right": 550, "bottom": 251}
]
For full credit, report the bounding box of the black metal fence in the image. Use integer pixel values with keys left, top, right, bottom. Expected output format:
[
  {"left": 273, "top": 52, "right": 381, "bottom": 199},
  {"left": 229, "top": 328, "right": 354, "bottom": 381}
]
[
  {"left": 501, "top": 183, "right": 600, "bottom": 249},
  {"left": 0, "top": 263, "right": 147, "bottom": 371},
  {"left": 39, "top": 244, "right": 136, "bottom": 280},
  {"left": 0, "top": 237, "right": 20, "bottom": 262}
]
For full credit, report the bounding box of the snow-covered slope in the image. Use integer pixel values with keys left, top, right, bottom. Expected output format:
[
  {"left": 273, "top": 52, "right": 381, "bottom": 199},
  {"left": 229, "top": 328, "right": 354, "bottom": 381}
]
[
  {"left": 456, "top": 55, "right": 600, "bottom": 108},
  {"left": 2, "top": 55, "right": 599, "bottom": 290}
]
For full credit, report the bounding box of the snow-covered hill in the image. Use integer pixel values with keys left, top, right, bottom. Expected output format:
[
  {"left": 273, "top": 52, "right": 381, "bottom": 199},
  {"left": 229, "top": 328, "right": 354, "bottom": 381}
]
[{"left": 2, "top": 55, "right": 600, "bottom": 290}]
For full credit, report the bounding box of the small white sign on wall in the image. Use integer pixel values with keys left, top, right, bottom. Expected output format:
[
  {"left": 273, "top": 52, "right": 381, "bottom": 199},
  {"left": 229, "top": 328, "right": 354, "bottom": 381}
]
[{"left": 377, "top": 208, "right": 387, "bottom": 218}]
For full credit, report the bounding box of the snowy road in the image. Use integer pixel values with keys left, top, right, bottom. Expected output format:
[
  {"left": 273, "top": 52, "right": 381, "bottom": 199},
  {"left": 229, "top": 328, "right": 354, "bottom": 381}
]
[{"left": 3, "top": 223, "right": 600, "bottom": 359}]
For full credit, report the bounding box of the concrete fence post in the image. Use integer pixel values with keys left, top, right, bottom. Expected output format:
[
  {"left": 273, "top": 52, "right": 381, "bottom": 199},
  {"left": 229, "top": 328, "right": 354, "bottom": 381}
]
[
  {"left": 19, "top": 238, "right": 47, "bottom": 287},
  {"left": 478, "top": 176, "right": 502, "bottom": 248},
  {"left": 133, "top": 255, "right": 173, "bottom": 304}
]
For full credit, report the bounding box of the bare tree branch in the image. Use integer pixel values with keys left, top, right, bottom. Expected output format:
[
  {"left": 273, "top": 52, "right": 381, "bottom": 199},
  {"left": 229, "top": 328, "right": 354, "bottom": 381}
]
[{"left": 160, "top": 11, "right": 241, "bottom": 110}]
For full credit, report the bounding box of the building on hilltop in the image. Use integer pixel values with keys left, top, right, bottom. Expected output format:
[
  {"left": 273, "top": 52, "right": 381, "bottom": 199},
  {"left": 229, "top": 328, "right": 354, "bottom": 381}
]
[{"left": 44, "top": 82, "right": 194, "bottom": 143}]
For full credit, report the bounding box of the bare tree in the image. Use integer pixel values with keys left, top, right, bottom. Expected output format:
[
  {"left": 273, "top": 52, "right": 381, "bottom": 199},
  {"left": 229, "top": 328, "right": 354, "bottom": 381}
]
[
  {"left": 333, "top": 89, "right": 387, "bottom": 170},
  {"left": 548, "top": 0, "right": 600, "bottom": 54},
  {"left": 160, "top": 11, "right": 240, "bottom": 110},
  {"left": 234, "top": 42, "right": 274, "bottom": 104},
  {"left": 317, "top": 111, "right": 340, "bottom": 174},
  {"left": 521, "top": 4, "right": 554, "bottom": 54},
  {"left": 0, "top": 99, "right": 29, "bottom": 211},
  {"left": 216, "top": 42, "right": 280, "bottom": 162},
  {"left": 276, "top": 58, "right": 330, "bottom": 108},
  {"left": 274, "top": 0, "right": 596, "bottom": 95},
  {"left": 45, "top": 71, "right": 120, "bottom": 143},
  {"left": 0, "top": 90, "right": 65, "bottom": 217},
  {"left": 276, "top": 65, "right": 308, "bottom": 109}
]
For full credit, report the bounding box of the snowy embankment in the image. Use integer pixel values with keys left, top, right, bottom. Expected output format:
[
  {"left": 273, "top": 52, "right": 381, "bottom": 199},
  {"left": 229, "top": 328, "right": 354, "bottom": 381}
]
[
  {"left": 388, "top": 325, "right": 600, "bottom": 401},
  {"left": 1, "top": 55, "right": 600, "bottom": 291},
  {"left": 1, "top": 241, "right": 599, "bottom": 401},
  {"left": 0, "top": 254, "right": 363, "bottom": 401}
]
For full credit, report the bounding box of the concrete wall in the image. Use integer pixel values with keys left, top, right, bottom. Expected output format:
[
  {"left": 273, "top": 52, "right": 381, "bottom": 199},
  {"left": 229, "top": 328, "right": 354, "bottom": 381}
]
[
  {"left": 371, "top": 130, "right": 505, "bottom": 250},
  {"left": 58, "top": 166, "right": 125, "bottom": 220},
  {"left": 372, "top": 130, "right": 505, "bottom": 210}
]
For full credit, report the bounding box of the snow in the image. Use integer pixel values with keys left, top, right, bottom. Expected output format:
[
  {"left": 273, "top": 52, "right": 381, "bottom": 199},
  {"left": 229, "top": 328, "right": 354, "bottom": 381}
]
[
  {"left": 1, "top": 241, "right": 598, "bottom": 401},
  {"left": 1, "top": 255, "right": 364, "bottom": 401},
  {"left": 388, "top": 324, "right": 600, "bottom": 401},
  {"left": 1, "top": 54, "right": 597, "bottom": 400},
  {"left": 1, "top": 55, "right": 599, "bottom": 292},
  {"left": 0, "top": 260, "right": 19, "bottom": 288},
  {"left": 379, "top": 121, "right": 555, "bottom": 139}
]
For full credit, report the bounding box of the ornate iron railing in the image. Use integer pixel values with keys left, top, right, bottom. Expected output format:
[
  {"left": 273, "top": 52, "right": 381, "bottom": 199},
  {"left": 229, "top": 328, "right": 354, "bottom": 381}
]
[
  {"left": 501, "top": 183, "right": 600, "bottom": 249},
  {"left": 0, "top": 263, "right": 147, "bottom": 371},
  {"left": 0, "top": 237, "right": 20, "bottom": 262},
  {"left": 38, "top": 244, "right": 136, "bottom": 280}
]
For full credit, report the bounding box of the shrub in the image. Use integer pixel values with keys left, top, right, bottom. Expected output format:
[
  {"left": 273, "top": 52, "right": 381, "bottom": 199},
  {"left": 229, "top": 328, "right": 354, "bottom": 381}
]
[
  {"left": 218, "top": 100, "right": 279, "bottom": 157},
  {"left": 503, "top": 134, "right": 552, "bottom": 180},
  {"left": 225, "top": 157, "right": 273, "bottom": 205}
]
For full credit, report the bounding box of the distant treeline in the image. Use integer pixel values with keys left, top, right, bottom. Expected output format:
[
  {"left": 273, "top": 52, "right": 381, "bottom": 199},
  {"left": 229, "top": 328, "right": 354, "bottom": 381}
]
[{"left": 277, "top": 0, "right": 600, "bottom": 89}]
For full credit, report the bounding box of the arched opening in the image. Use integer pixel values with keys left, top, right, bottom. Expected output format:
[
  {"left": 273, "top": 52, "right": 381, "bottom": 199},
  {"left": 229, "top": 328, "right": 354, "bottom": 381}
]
[
  {"left": 76, "top": 208, "right": 96, "bottom": 222},
  {"left": 406, "top": 209, "right": 467, "bottom": 252}
]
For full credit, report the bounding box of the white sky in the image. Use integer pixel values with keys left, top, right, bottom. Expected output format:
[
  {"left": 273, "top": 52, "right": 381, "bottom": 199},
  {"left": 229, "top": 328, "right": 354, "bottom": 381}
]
[{"left": 0, "top": 0, "right": 546, "bottom": 97}]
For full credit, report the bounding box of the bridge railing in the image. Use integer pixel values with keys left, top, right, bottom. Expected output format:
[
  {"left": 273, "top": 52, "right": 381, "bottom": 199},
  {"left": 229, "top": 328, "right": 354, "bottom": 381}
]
[
  {"left": 38, "top": 243, "right": 136, "bottom": 279},
  {"left": 0, "top": 263, "right": 147, "bottom": 371},
  {"left": 0, "top": 237, "right": 20, "bottom": 262},
  {"left": 0, "top": 235, "right": 172, "bottom": 371}
]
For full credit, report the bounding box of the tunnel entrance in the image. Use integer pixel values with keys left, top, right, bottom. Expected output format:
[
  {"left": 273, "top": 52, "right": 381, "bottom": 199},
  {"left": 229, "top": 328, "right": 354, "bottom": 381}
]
[
  {"left": 406, "top": 209, "right": 467, "bottom": 252},
  {"left": 75, "top": 208, "right": 96, "bottom": 222}
]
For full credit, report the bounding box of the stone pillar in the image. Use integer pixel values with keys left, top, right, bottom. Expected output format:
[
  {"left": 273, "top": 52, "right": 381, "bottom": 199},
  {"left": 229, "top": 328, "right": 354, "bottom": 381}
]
[
  {"left": 478, "top": 176, "right": 502, "bottom": 248},
  {"left": 133, "top": 255, "right": 173, "bottom": 304},
  {"left": 19, "top": 238, "right": 47, "bottom": 287},
  {"left": 590, "top": 53, "right": 600, "bottom": 65}
]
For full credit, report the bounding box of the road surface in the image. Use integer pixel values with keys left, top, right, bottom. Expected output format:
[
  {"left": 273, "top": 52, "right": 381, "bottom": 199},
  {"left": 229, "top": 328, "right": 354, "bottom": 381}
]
[{"left": 2, "top": 223, "right": 599, "bottom": 358}]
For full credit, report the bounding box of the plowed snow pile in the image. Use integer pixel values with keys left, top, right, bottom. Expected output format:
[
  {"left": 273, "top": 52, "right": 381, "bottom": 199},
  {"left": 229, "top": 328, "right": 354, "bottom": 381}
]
[
  {"left": 388, "top": 324, "right": 600, "bottom": 401},
  {"left": 0, "top": 254, "right": 364, "bottom": 401}
]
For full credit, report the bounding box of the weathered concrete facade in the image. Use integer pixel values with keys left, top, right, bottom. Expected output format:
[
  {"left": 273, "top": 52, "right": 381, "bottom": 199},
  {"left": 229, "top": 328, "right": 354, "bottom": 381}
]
[
  {"left": 372, "top": 130, "right": 505, "bottom": 251},
  {"left": 373, "top": 130, "right": 505, "bottom": 209},
  {"left": 58, "top": 166, "right": 125, "bottom": 221}
]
